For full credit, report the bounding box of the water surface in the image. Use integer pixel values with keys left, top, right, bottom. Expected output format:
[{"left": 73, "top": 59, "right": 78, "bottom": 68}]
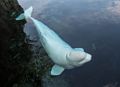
[{"left": 18, "top": 0, "right": 120, "bottom": 87}]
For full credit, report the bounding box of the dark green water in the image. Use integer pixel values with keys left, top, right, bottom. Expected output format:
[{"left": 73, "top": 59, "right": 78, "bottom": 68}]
[{"left": 18, "top": 0, "right": 120, "bottom": 87}]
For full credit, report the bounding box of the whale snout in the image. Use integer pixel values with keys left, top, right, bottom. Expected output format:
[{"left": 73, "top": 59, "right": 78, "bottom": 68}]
[
  {"left": 76, "top": 52, "right": 92, "bottom": 66},
  {"left": 85, "top": 53, "right": 92, "bottom": 62}
]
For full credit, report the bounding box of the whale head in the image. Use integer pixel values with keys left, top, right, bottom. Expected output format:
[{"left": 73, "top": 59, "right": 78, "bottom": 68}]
[{"left": 66, "top": 49, "right": 92, "bottom": 68}]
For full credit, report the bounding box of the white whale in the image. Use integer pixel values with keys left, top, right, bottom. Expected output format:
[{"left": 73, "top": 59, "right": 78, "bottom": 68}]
[{"left": 16, "top": 7, "right": 92, "bottom": 76}]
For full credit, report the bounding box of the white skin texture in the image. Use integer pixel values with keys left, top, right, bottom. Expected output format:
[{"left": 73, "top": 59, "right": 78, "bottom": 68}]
[{"left": 16, "top": 7, "right": 92, "bottom": 75}]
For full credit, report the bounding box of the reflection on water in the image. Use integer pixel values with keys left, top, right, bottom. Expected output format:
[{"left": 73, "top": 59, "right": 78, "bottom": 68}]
[{"left": 18, "top": 0, "right": 120, "bottom": 87}]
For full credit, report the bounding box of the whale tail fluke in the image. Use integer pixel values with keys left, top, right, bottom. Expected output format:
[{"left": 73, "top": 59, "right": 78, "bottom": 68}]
[{"left": 16, "top": 6, "right": 33, "bottom": 20}]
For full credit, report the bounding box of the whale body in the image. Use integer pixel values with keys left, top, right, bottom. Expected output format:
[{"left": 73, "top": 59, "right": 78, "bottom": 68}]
[{"left": 16, "top": 7, "right": 92, "bottom": 76}]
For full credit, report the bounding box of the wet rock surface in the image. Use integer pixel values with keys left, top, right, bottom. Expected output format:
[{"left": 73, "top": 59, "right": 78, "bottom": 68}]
[
  {"left": 0, "top": 0, "right": 51, "bottom": 87},
  {"left": 0, "top": 0, "right": 32, "bottom": 86},
  {"left": 0, "top": 0, "right": 28, "bottom": 87}
]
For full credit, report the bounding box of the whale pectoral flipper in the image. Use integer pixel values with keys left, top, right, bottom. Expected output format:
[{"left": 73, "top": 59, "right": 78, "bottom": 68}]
[
  {"left": 51, "top": 64, "right": 65, "bottom": 76},
  {"left": 74, "top": 48, "right": 84, "bottom": 52}
]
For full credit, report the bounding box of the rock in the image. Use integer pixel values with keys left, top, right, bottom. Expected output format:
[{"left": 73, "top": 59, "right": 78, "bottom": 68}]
[
  {"left": 0, "top": 0, "right": 31, "bottom": 87},
  {"left": 0, "top": 0, "right": 54, "bottom": 87}
]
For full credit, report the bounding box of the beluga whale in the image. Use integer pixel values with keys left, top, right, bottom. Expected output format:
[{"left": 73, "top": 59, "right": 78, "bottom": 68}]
[{"left": 16, "top": 6, "right": 92, "bottom": 76}]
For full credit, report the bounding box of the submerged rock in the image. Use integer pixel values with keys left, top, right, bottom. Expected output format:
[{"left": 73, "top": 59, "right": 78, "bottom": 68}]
[{"left": 0, "top": 0, "right": 31, "bottom": 86}]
